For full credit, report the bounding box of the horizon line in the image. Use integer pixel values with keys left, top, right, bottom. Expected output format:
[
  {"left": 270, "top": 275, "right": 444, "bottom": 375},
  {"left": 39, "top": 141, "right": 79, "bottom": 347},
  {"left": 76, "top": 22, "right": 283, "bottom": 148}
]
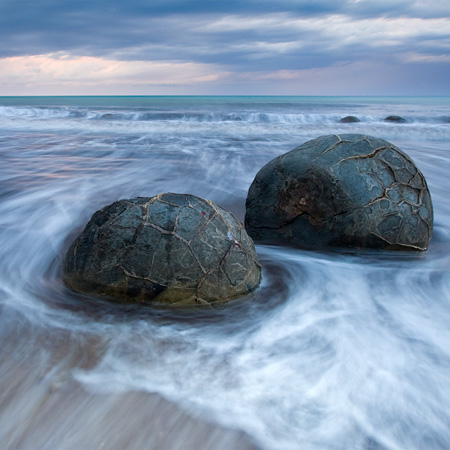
[{"left": 1, "top": 94, "right": 449, "bottom": 98}]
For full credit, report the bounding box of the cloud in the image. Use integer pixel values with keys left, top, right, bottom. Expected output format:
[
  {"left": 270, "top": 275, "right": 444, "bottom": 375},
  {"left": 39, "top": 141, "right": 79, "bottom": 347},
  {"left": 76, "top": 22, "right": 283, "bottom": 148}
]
[
  {"left": 1, "top": 51, "right": 446, "bottom": 96},
  {"left": 0, "top": 0, "right": 449, "bottom": 94},
  {"left": 0, "top": 53, "right": 223, "bottom": 95},
  {"left": 200, "top": 13, "right": 450, "bottom": 47},
  {"left": 215, "top": 59, "right": 450, "bottom": 95},
  {"left": 95, "top": 12, "right": 450, "bottom": 77},
  {"left": 1, "top": 1, "right": 449, "bottom": 61},
  {"left": 186, "top": 13, "right": 450, "bottom": 73},
  {"left": 400, "top": 52, "right": 450, "bottom": 63}
]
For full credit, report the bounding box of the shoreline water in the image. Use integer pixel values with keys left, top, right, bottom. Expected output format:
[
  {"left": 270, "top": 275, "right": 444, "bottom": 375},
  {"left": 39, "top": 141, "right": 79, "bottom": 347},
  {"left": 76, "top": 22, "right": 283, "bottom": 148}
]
[{"left": 1, "top": 95, "right": 450, "bottom": 449}]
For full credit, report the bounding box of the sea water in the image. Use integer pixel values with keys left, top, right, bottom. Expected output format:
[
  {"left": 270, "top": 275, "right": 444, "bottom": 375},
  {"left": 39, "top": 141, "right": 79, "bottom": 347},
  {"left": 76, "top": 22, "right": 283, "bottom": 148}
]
[{"left": 1, "top": 96, "right": 450, "bottom": 450}]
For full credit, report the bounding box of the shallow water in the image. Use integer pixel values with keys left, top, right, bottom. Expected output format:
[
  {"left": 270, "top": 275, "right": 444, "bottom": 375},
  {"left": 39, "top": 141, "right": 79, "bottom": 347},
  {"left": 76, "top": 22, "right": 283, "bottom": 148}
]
[{"left": 1, "top": 96, "right": 450, "bottom": 450}]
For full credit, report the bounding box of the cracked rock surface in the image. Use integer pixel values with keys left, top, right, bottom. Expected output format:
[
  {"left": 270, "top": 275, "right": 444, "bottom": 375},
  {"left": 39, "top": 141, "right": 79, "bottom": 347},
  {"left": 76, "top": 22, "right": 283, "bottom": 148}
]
[
  {"left": 63, "top": 193, "right": 261, "bottom": 306},
  {"left": 245, "top": 134, "right": 433, "bottom": 250}
]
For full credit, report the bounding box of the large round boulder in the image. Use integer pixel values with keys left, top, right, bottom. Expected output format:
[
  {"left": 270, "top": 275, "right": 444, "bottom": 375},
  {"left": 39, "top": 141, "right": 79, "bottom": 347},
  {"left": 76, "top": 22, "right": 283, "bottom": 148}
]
[
  {"left": 245, "top": 134, "right": 433, "bottom": 250},
  {"left": 63, "top": 193, "right": 261, "bottom": 306}
]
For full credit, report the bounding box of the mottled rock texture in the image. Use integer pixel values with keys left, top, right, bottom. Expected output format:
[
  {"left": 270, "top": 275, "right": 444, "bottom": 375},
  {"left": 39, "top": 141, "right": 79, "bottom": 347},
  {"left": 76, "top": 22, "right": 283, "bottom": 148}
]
[
  {"left": 63, "top": 193, "right": 261, "bottom": 306},
  {"left": 245, "top": 134, "right": 433, "bottom": 250}
]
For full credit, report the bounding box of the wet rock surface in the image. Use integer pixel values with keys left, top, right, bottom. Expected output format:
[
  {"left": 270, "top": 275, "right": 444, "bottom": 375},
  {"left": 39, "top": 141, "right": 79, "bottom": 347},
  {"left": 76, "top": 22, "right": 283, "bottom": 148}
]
[
  {"left": 384, "top": 115, "right": 407, "bottom": 123},
  {"left": 63, "top": 193, "right": 261, "bottom": 306},
  {"left": 339, "top": 116, "right": 361, "bottom": 123},
  {"left": 245, "top": 134, "right": 433, "bottom": 250}
]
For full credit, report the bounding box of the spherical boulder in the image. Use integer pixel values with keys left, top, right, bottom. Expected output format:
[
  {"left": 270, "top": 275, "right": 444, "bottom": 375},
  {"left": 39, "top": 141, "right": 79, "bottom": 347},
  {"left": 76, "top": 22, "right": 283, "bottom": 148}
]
[
  {"left": 339, "top": 116, "right": 361, "bottom": 123},
  {"left": 384, "top": 115, "right": 407, "bottom": 123},
  {"left": 63, "top": 193, "right": 261, "bottom": 306},
  {"left": 245, "top": 134, "right": 433, "bottom": 250}
]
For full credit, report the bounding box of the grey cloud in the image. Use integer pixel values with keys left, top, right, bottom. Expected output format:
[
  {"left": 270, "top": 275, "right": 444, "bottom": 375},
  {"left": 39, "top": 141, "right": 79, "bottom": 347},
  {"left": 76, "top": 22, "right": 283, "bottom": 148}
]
[{"left": 0, "top": 0, "right": 449, "bottom": 76}]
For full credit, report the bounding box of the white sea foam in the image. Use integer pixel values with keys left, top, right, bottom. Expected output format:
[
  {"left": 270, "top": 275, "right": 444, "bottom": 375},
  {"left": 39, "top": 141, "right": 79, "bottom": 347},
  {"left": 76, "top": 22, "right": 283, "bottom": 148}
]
[{"left": 1, "top": 96, "right": 450, "bottom": 450}]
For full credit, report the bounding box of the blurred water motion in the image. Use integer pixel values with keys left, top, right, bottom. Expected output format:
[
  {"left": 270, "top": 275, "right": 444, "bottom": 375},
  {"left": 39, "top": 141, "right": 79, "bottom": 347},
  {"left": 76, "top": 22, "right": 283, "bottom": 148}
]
[{"left": 1, "top": 96, "right": 450, "bottom": 450}]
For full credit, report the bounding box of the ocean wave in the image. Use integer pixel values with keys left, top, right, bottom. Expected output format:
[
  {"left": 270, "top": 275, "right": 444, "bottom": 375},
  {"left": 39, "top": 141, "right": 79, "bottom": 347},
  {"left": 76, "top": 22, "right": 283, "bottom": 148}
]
[{"left": 2, "top": 105, "right": 450, "bottom": 126}]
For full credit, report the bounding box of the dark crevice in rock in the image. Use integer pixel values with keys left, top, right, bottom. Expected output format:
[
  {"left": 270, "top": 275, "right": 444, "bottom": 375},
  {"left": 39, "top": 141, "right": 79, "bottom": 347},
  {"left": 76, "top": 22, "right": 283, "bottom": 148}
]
[
  {"left": 159, "top": 200, "right": 182, "bottom": 208},
  {"left": 376, "top": 160, "right": 397, "bottom": 186},
  {"left": 173, "top": 212, "right": 180, "bottom": 234},
  {"left": 189, "top": 211, "right": 218, "bottom": 243},
  {"left": 187, "top": 244, "right": 207, "bottom": 275},
  {"left": 119, "top": 265, "right": 162, "bottom": 286},
  {"left": 113, "top": 207, "right": 147, "bottom": 271},
  {"left": 364, "top": 194, "right": 390, "bottom": 207},
  {"left": 369, "top": 230, "right": 423, "bottom": 251},
  {"left": 370, "top": 231, "right": 394, "bottom": 247},
  {"left": 335, "top": 146, "right": 389, "bottom": 166},
  {"left": 196, "top": 242, "right": 233, "bottom": 293},
  {"left": 362, "top": 136, "right": 372, "bottom": 146},
  {"left": 319, "top": 134, "right": 344, "bottom": 157},
  {"left": 146, "top": 222, "right": 190, "bottom": 246},
  {"left": 394, "top": 169, "right": 415, "bottom": 185},
  {"left": 405, "top": 161, "right": 418, "bottom": 176}
]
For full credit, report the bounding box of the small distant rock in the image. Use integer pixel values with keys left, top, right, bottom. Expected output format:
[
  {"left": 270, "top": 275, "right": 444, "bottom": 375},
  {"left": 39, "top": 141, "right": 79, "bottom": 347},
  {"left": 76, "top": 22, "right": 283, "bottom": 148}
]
[
  {"left": 339, "top": 116, "right": 361, "bottom": 123},
  {"left": 63, "top": 193, "right": 261, "bottom": 307},
  {"left": 245, "top": 134, "right": 433, "bottom": 251},
  {"left": 384, "top": 115, "right": 407, "bottom": 123}
]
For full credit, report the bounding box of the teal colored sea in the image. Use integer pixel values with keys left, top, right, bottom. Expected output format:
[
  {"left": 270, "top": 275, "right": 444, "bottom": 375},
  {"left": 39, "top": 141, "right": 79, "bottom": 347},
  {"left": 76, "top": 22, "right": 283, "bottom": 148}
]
[{"left": 1, "top": 96, "right": 450, "bottom": 450}]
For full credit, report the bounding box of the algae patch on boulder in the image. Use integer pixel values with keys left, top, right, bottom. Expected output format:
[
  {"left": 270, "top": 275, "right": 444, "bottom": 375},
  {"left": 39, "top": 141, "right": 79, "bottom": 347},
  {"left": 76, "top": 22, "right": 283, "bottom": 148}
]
[
  {"left": 245, "top": 134, "right": 433, "bottom": 251},
  {"left": 63, "top": 193, "right": 261, "bottom": 306}
]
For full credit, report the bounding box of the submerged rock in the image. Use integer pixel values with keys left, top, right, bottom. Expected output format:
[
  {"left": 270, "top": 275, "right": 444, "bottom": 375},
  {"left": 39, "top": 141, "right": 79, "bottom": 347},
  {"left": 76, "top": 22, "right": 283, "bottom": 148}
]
[
  {"left": 384, "top": 115, "right": 407, "bottom": 123},
  {"left": 245, "top": 134, "right": 433, "bottom": 250},
  {"left": 339, "top": 116, "right": 361, "bottom": 123},
  {"left": 63, "top": 193, "right": 261, "bottom": 307}
]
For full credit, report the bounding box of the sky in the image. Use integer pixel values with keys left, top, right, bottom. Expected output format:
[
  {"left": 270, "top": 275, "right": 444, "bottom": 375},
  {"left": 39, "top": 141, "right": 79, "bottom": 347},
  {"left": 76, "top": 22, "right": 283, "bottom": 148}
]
[{"left": 0, "top": 0, "right": 449, "bottom": 96}]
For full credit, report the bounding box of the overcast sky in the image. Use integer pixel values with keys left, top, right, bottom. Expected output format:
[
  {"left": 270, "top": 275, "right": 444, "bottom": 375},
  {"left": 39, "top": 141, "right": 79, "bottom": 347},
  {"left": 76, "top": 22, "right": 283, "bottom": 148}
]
[{"left": 0, "top": 0, "right": 449, "bottom": 95}]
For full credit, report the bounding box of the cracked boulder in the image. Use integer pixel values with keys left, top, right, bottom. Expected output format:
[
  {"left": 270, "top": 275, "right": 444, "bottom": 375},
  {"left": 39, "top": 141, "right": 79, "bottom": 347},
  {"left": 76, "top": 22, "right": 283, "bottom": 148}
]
[
  {"left": 63, "top": 193, "right": 261, "bottom": 306},
  {"left": 245, "top": 134, "right": 433, "bottom": 250}
]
